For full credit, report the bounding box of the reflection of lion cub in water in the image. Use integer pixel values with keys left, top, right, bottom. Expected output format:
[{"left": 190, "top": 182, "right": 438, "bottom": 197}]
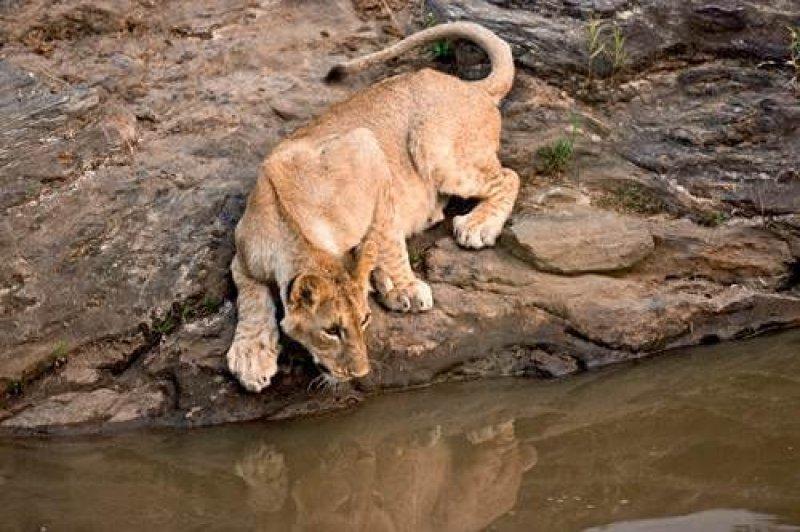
[{"left": 228, "top": 22, "right": 519, "bottom": 391}]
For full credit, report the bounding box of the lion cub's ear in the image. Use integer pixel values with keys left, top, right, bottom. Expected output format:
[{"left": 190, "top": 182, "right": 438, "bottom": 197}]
[
  {"left": 353, "top": 240, "right": 378, "bottom": 289},
  {"left": 288, "top": 274, "right": 329, "bottom": 309}
]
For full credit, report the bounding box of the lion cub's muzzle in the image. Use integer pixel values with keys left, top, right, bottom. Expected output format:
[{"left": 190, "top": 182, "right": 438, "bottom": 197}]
[{"left": 317, "top": 354, "right": 370, "bottom": 381}]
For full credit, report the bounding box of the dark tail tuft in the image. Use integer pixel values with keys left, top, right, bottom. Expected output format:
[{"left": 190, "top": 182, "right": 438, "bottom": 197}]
[{"left": 324, "top": 64, "right": 347, "bottom": 83}]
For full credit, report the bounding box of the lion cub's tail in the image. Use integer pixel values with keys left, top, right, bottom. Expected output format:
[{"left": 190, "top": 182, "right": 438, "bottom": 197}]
[{"left": 325, "top": 22, "right": 514, "bottom": 102}]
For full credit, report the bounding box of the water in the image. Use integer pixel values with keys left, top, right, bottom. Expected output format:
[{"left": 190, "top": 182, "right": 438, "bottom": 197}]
[{"left": 2, "top": 331, "right": 799, "bottom": 531}]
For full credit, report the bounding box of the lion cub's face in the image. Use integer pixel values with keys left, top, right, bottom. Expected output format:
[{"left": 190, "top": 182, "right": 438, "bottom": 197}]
[{"left": 281, "top": 245, "right": 376, "bottom": 381}]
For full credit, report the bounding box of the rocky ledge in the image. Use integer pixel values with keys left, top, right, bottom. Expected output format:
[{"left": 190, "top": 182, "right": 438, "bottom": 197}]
[{"left": 1, "top": 0, "right": 799, "bottom": 434}]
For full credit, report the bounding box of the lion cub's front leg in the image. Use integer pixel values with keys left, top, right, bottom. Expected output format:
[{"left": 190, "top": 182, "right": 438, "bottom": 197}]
[
  {"left": 226, "top": 254, "right": 280, "bottom": 392},
  {"left": 373, "top": 229, "right": 433, "bottom": 313}
]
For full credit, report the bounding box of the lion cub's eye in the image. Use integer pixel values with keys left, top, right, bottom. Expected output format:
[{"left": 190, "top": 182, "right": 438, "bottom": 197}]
[
  {"left": 322, "top": 324, "right": 342, "bottom": 339},
  {"left": 361, "top": 313, "right": 371, "bottom": 329}
]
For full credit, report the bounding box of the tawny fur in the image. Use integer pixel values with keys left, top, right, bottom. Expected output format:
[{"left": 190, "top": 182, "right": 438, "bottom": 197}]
[{"left": 228, "top": 22, "right": 519, "bottom": 392}]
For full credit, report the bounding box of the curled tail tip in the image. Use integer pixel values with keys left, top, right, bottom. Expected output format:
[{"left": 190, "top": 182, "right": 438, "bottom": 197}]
[{"left": 324, "top": 64, "right": 348, "bottom": 83}]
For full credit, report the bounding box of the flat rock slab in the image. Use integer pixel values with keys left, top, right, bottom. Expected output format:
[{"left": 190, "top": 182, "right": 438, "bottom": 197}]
[
  {"left": 1, "top": 386, "right": 166, "bottom": 429},
  {"left": 503, "top": 209, "right": 655, "bottom": 274}
]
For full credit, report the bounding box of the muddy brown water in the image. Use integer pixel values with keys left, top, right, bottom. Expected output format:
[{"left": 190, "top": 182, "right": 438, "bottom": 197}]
[{"left": 1, "top": 331, "right": 799, "bottom": 531}]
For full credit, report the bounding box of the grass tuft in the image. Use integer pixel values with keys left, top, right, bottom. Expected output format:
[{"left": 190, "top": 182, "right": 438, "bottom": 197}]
[
  {"left": 536, "top": 113, "right": 582, "bottom": 176},
  {"left": 610, "top": 24, "right": 627, "bottom": 75},
  {"left": 431, "top": 39, "right": 454, "bottom": 60},
  {"left": 595, "top": 182, "right": 668, "bottom": 215},
  {"left": 424, "top": 11, "right": 438, "bottom": 28},
  {"left": 151, "top": 293, "right": 225, "bottom": 337},
  {"left": 153, "top": 314, "right": 178, "bottom": 335},
  {"left": 586, "top": 18, "right": 606, "bottom": 80},
  {"left": 423, "top": 11, "right": 453, "bottom": 61},
  {"left": 536, "top": 138, "right": 575, "bottom": 175},
  {"left": 51, "top": 340, "right": 69, "bottom": 360},
  {"left": 697, "top": 210, "right": 729, "bottom": 227},
  {"left": 408, "top": 246, "right": 426, "bottom": 270},
  {"left": 202, "top": 295, "right": 223, "bottom": 314},
  {"left": 585, "top": 19, "right": 628, "bottom": 81},
  {"left": 789, "top": 25, "right": 800, "bottom": 90},
  {"left": 5, "top": 379, "right": 23, "bottom": 397}
]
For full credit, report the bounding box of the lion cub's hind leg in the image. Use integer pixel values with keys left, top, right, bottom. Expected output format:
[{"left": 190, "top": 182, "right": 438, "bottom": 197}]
[
  {"left": 412, "top": 103, "right": 520, "bottom": 249},
  {"left": 226, "top": 254, "right": 280, "bottom": 392},
  {"left": 451, "top": 167, "right": 520, "bottom": 249}
]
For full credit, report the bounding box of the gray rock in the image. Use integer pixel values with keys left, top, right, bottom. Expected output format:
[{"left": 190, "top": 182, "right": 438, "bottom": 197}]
[
  {"left": 503, "top": 209, "right": 655, "bottom": 273},
  {"left": 1, "top": 386, "right": 165, "bottom": 429}
]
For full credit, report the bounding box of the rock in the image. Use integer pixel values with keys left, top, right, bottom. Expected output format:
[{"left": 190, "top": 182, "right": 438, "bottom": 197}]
[
  {"left": 534, "top": 187, "right": 591, "bottom": 209},
  {"left": 634, "top": 218, "right": 795, "bottom": 290},
  {"left": 443, "top": 346, "right": 580, "bottom": 379},
  {"left": 60, "top": 365, "right": 102, "bottom": 386},
  {"left": 435, "top": 0, "right": 800, "bottom": 216},
  {"left": 503, "top": 208, "right": 655, "bottom": 274},
  {"left": 616, "top": 65, "right": 800, "bottom": 216},
  {"left": 1, "top": 386, "right": 166, "bottom": 429},
  {"left": 431, "top": 0, "right": 799, "bottom": 78},
  {"left": 0, "top": 0, "right": 799, "bottom": 433},
  {"left": 269, "top": 98, "right": 307, "bottom": 121}
]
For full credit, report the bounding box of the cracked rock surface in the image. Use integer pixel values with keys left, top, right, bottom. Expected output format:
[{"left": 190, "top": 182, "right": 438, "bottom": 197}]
[
  {"left": 503, "top": 208, "right": 655, "bottom": 273},
  {"left": 1, "top": 0, "right": 799, "bottom": 434}
]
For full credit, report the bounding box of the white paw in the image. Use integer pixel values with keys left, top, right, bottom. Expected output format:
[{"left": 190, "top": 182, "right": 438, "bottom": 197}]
[
  {"left": 380, "top": 279, "right": 434, "bottom": 313},
  {"left": 226, "top": 332, "right": 278, "bottom": 392},
  {"left": 453, "top": 212, "right": 505, "bottom": 249}
]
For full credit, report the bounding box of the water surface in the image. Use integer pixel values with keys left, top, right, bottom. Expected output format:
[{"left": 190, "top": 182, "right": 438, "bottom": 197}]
[{"left": 2, "top": 331, "right": 800, "bottom": 531}]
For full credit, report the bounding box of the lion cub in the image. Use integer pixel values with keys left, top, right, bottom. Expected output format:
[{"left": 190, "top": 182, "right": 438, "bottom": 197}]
[{"left": 228, "top": 22, "right": 519, "bottom": 391}]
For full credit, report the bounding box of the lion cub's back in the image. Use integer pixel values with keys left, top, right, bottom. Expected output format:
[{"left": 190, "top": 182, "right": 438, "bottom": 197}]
[{"left": 296, "top": 68, "right": 495, "bottom": 148}]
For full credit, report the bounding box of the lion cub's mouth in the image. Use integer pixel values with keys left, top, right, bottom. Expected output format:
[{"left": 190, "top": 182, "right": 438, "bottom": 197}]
[{"left": 316, "top": 362, "right": 350, "bottom": 382}]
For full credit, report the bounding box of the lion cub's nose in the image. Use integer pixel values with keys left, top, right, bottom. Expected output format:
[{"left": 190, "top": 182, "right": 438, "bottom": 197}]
[{"left": 349, "top": 360, "right": 370, "bottom": 378}]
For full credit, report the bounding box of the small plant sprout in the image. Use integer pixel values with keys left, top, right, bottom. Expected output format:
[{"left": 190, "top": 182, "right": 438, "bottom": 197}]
[
  {"left": 180, "top": 303, "right": 195, "bottom": 323},
  {"left": 702, "top": 210, "right": 729, "bottom": 227},
  {"left": 424, "top": 11, "right": 438, "bottom": 28},
  {"left": 595, "top": 182, "right": 668, "bottom": 215},
  {"left": 611, "top": 23, "right": 627, "bottom": 75},
  {"left": 423, "top": 9, "right": 453, "bottom": 59},
  {"left": 202, "top": 294, "right": 222, "bottom": 314},
  {"left": 569, "top": 112, "right": 582, "bottom": 142},
  {"left": 408, "top": 245, "right": 426, "bottom": 270},
  {"left": 585, "top": 18, "right": 628, "bottom": 82},
  {"left": 536, "top": 112, "right": 583, "bottom": 176},
  {"left": 6, "top": 379, "right": 23, "bottom": 397},
  {"left": 586, "top": 18, "right": 606, "bottom": 80},
  {"left": 788, "top": 25, "right": 800, "bottom": 90},
  {"left": 51, "top": 340, "right": 69, "bottom": 359},
  {"left": 49, "top": 340, "right": 69, "bottom": 370},
  {"left": 153, "top": 314, "right": 177, "bottom": 335},
  {"left": 431, "top": 39, "right": 454, "bottom": 60},
  {"left": 536, "top": 138, "right": 575, "bottom": 176}
]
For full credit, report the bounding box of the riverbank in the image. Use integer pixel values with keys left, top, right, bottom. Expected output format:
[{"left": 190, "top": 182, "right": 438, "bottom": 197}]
[{"left": 3, "top": 330, "right": 799, "bottom": 529}]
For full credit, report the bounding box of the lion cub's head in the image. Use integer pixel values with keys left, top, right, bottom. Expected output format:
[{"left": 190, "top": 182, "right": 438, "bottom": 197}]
[{"left": 280, "top": 243, "right": 376, "bottom": 381}]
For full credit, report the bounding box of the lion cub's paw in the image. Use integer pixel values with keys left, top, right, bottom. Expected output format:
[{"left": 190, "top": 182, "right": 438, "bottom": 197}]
[
  {"left": 381, "top": 279, "right": 433, "bottom": 313},
  {"left": 453, "top": 212, "right": 504, "bottom": 249},
  {"left": 226, "top": 333, "right": 278, "bottom": 392}
]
